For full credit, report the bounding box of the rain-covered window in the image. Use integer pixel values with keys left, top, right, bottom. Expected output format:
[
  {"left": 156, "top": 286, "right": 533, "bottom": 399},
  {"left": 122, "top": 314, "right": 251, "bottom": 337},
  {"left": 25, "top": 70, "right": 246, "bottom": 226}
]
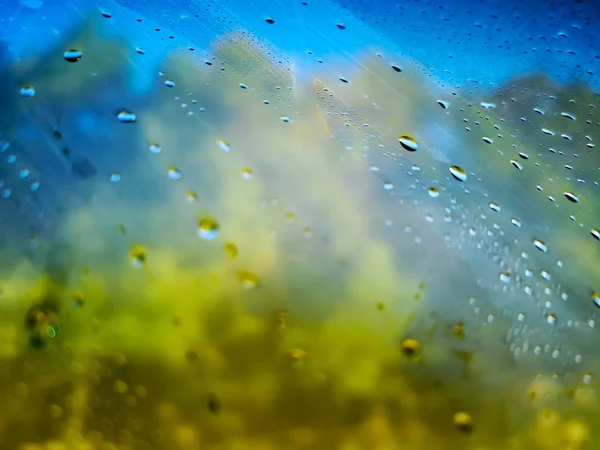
[{"left": 0, "top": 0, "right": 599, "bottom": 448}]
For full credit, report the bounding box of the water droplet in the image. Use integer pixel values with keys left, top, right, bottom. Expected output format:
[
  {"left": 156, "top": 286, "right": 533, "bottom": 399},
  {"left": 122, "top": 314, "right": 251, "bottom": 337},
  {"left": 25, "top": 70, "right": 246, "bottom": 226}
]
[
  {"left": 149, "top": 142, "right": 161, "bottom": 154},
  {"left": 591, "top": 228, "right": 600, "bottom": 241},
  {"left": 453, "top": 322, "right": 466, "bottom": 340},
  {"left": 489, "top": 202, "right": 501, "bottom": 212},
  {"left": 561, "top": 112, "right": 576, "bottom": 120},
  {"left": 19, "top": 85, "right": 35, "bottom": 97},
  {"left": 541, "top": 270, "right": 551, "bottom": 281},
  {"left": 401, "top": 338, "right": 421, "bottom": 360},
  {"left": 428, "top": 187, "right": 440, "bottom": 198},
  {"left": 117, "top": 110, "right": 137, "bottom": 123},
  {"left": 533, "top": 239, "right": 548, "bottom": 253},
  {"left": 383, "top": 181, "right": 395, "bottom": 191},
  {"left": 280, "top": 116, "right": 292, "bottom": 123},
  {"left": 510, "top": 160, "right": 523, "bottom": 170},
  {"left": 265, "top": 18, "right": 275, "bottom": 24},
  {"left": 198, "top": 218, "right": 220, "bottom": 240},
  {"left": 592, "top": 292, "right": 600, "bottom": 308},
  {"left": 241, "top": 168, "right": 253, "bottom": 179},
  {"left": 546, "top": 313, "right": 557, "bottom": 325},
  {"left": 63, "top": 49, "right": 83, "bottom": 62},
  {"left": 165, "top": 80, "right": 176, "bottom": 88},
  {"left": 437, "top": 100, "right": 449, "bottom": 109},
  {"left": 186, "top": 190, "right": 198, "bottom": 202},
  {"left": 449, "top": 165, "right": 467, "bottom": 182},
  {"left": 239, "top": 83, "right": 248, "bottom": 89},
  {"left": 238, "top": 270, "right": 259, "bottom": 289},
  {"left": 453, "top": 412, "right": 473, "bottom": 433},
  {"left": 109, "top": 173, "right": 121, "bottom": 183},
  {"left": 398, "top": 134, "right": 418, "bottom": 152},
  {"left": 511, "top": 218, "right": 522, "bottom": 228},
  {"left": 129, "top": 245, "right": 147, "bottom": 268},
  {"left": 499, "top": 272, "right": 511, "bottom": 283},
  {"left": 168, "top": 166, "right": 182, "bottom": 180},
  {"left": 564, "top": 192, "right": 579, "bottom": 203},
  {"left": 225, "top": 242, "right": 238, "bottom": 259},
  {"left": 217, "top": 139, "right": 231, "bottom": 152},
  {"left": 391, "top": 65, "right": 402, "bottom": 73}
]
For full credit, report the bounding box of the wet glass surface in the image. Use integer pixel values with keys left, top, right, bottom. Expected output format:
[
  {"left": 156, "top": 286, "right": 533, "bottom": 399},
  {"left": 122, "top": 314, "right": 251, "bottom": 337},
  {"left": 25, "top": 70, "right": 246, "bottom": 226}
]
[{"left": 0, "top": 0, "right": 599, "bottom": 448}]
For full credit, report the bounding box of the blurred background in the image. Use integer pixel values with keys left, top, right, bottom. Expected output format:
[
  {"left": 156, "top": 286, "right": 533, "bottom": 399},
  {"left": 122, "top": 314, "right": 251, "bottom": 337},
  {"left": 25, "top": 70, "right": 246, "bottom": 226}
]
[{"left": 0, "top": 0, "right": 599, "bottom": 449}]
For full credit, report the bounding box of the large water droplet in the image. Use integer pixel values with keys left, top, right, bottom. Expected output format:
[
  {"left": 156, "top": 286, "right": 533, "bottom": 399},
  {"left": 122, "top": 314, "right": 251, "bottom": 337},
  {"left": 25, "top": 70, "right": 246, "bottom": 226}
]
[
  {"left": 63, "top": 49, "right": 83, "bottom": 62},
  {"left": 398, "top": 134, "right": 418, "bottom": 152},
  {"left": 564, "top": 192, "right": 579, "bottom": 203},
  {"left": 449, "top": 165, "right": 467, "bottom": 182}
]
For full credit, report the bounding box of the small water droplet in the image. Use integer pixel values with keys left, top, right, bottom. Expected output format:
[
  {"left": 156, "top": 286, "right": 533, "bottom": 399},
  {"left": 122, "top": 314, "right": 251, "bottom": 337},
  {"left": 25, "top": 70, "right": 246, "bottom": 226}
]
[
  {"left": 401, "top": 338, "right": 421, "bottom": 360},
  {"left": 453, "top": 412, "right": 473, "bottom": 433},
  {"left": 533, "top": 239, "right": 548, "bottom": 253},
  {"left": 117, "top": 110, "right": 136, "bottom": 123},
  {"left": 238, "top": 270, "right": 259, "bottom": 289},
  {"left": 489, "top": 202, "right": 501, "bottom": 212},
  {"left": 186, "top": 190, "right": 198, "bottom": 202},
  {"left": 168, "top": 167, "right": 182, "bottom": 180},
  {"left": 225, "top": 242, "right": 238, "bottom": 259},
  {"left": 241, "top": 168, "right": 253, "bottom": 180},
  {"left": 217, "top": 139, "right": 231, "bottom": 152},
  {"left": 280, "top": 116, "right": 292, "bottom": 123},
  {"left": 499, "top": 272, "right": 511, "bottom": 283},
  {"left": 129, "top": 245, "right": 147, "bottom": 268},
  {"left": 198, "top": 218, "right": 219, "bottom": 240},
  {"left": 19, "top": 85, "right": 36, "bottom": 97},
  {"left": 428, "top": 187, "right": 440, "bottom": 198},
  {"left": 591, "top": 228, "right": 600, "bottom": 241},
  {"left": 149, "top": 142, "right": 161, "bottom": 154},
  {"left": 592, "top": 292, "right": 600, "bottom": 308},
  {"left": 510, "top": 160, "right": 523, "bottom": 170},
  {"left": 383, "top": 181, "right": 395, "bottom": 191}
]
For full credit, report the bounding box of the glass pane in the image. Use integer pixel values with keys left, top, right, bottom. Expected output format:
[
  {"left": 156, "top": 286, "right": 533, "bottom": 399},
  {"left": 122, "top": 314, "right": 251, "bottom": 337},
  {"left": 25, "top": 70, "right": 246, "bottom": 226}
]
[{"left": 0, "top": 0, "right": 598, "bottom": 448}]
